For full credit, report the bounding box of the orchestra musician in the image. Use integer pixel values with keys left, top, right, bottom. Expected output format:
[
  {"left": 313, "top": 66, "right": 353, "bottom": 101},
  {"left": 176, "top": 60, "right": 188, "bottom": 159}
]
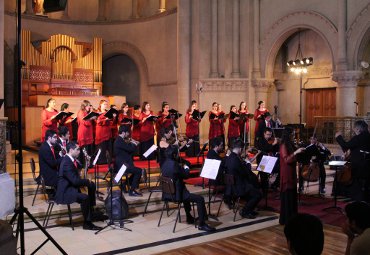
[
  {"left": 95, "top": 100, "right": 115, "bottom": 164},
  {"left": 41, "top": 98, "right": 58, "bottom": 142},
  {"left": 238, "top": 101, "right": 250, "bottom": 143},
  {"left": 161, "top": 145, "right": 216, "bottom": 232},
  {"left": 279, "top": 127, "right": 305, "bottom": 225},
  {"left": 185, "top": 100, "right": 201, "bottom": 157},
  {"left": 114, "top": 125, "right": 143, "bottom": 197},
  {"left": 254, "top": 101, "right": 269, "bottom": 144},
  {"left": 209, "top": 102, "right": 223, "bottom": 145},
  {"left": 58, "top": 103, "right": 74, "bottom": 141},
  {"left": 206, "top": 137, "right": 225, "bottom": 186},
  {"left": 224, "top": 139, "right": 262, "bottom": 219},
  {"left": 256, "top": 127, "right": 280, "bottom": 196},
  {"left": 39, "top": 129, "right": 62, "bottom": 189},
  {"left": 228, "top": 105, "right": 240, "bottom": 148},
  {"left": 255, "top": 112, "right": 273, "bottom": 142},
  {"left": 55, "top": 142, "right": 102, "bottom": 231},
  {"left": 140, "top": 101, "right": 156, "bottom": 160},
  {"left": 77, "top": 100, "right": 97, "bottom": 159},
  {"left": 55, "top": 125, "right": 70, "bottom": 157},
  {"left": 335, "top": 120, "right": 370, "bottom": 201}
]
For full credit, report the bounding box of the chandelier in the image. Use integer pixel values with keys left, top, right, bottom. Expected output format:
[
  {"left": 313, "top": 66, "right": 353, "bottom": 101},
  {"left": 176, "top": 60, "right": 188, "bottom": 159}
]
[{"left": 286, "top": 31, "right": 313, "bottom": 74}]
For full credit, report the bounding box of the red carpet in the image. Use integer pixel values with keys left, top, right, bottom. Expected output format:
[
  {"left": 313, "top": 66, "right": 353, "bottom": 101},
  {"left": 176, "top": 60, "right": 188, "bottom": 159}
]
[{"left": 259, "top": 191, "right": 348, "bottom": 227}]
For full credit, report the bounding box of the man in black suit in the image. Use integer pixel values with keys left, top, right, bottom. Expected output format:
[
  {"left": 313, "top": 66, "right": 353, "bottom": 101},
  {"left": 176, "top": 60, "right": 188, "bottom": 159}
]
[
  {"left": 206, "top": 137, "right": 225, "bottom": 185},
  {"left": 255, "top": 112, "right": 274, "bottom": 142},
  {"left": 161, "top": 145, "right": 216, "bottom": 232},
  {"left": 225, "top": 139, "right": 262, "bottom": 219},
  {"left": 113, "top": 125, "right": 143, "bottom": 197},
  {"left": 55, "top": 142, "right": 102, "bottom": 231},
  {"left": 39, "top": 129, "right": 63, "bottom": 188},
  {"left": 55, "top": 125, "right": 70, "bottom": 157},
  {"left": 336, "top": 120, "right": 370, "bottom": 201}
]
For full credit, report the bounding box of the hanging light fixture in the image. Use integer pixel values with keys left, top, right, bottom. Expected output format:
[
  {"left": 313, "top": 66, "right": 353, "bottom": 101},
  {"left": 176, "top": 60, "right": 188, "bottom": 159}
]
[{"left": 286, "top": 31, "right": 313, "bottom": 74}]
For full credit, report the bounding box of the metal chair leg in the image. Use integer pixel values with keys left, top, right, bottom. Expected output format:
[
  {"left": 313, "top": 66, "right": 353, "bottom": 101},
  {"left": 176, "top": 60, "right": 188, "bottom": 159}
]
[
  {"left": 233, "top": 197, "right": 240, "bottom": 222},
  {"left": 43, "top": 202, "right": 54, "bottom": 227},
  {"left": 216, "top": 197, "right": 223, "bottom": 217},
  {"left": 158, "top": 202, "right": 167, "bottom": 227},
  {"left": 173, "top": 204, "right": 181, "bottom": 233},
  {"left": 67, "top": 204, "right": 74, "bottom": 230},
  {"left": 32, "top": 184, "right": 40, "bottom": 206},
  {"left": 142, "top": 192, "right": 153, "bottom": 217}
]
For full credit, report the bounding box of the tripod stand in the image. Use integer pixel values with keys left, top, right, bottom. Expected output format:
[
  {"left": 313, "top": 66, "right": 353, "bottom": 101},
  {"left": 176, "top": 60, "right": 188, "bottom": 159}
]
[
  {"left": 95, "top": 153, "right": 132, "bottom": 234},
  {"left": 10, "top": 1, "right": 66, "bottom": 254}
]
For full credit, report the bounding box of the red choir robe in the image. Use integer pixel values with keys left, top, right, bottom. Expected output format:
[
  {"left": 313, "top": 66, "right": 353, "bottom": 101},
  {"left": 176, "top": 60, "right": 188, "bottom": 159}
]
[
  {"left": 228, "top": 116, "right": 240, "bottom": 139},
  {"left": 77, "top": 110, "right": 94, "bottom": 147},
  {"left": 132, "top": 114, "right": 141, "bottom": 141},
  {"left": 254, "top": 108, "right": 269, "bottom": 136},
  {"left": 95, "top": 113, "right": 112, "bottom": 145},
  {"left": 41, "top": 109, "right": 58, "bottom": 142},
  {"left": 238, "top": 110, "right": 250, "bottom": 136},
  {"left": 140, "top": 111, "right": 155, "bottom": 142},
  {"left": 208, "top": 111, "right": 223, "bottom": 140},
  {"left": 185, "top": 111, "right": 199, "bottom": 138}
]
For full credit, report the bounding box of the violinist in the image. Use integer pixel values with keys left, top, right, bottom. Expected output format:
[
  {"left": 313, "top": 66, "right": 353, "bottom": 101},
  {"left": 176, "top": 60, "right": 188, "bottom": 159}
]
[
  {"left": 209, "top": 102, "right": 223, "bottom": 145},
  {"left": 140, "top": 101, "right": 156, "bottom": 160},
  {"left": 58, "top": 103, "right": 74, "bottom": 141},
  {"left": 55, "top": 125, "right": 70, "bottom": 157},
  {"left": 114, "top": 125, "right": 143, "bottom": 197},
  {"left": 185, "top": 100, "right": 201, "bottom": 157},
  {"left": 207, "top": 137, "right": 225, "bottom": 186},
  {"left": 41, "top": 98, "right": 58, "bottom": 142},
  {"left": 77, "top": 100, "right": 97, "bottom": 159},
  {"left": 256, "top": 127, "right": 280, "bottom": 195},
  {"left": 95, "top": 100, "right": 115, "bottom": 164},
  {"left": 227, "top": 105, "right": 240, "bottom": 147},
  {"left": 255, "top": 112, "right": 273, "bottom": 143},
  {"left": 238, "top": 101, "right": 250, "bottom": 143},
  {"left": 254, "top": 101, "right": 269, "bottom": 144}
]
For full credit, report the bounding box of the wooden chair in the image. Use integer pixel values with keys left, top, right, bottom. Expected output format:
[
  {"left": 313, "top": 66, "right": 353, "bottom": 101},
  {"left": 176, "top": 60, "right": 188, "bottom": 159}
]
[{"left": 157, "top": 176, "right": 195, "bottom": 233}]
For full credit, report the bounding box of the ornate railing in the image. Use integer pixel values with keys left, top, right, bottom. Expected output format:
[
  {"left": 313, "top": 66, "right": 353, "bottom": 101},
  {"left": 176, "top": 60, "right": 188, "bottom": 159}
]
[{"left": 313, "top": 116, "right": 370, "bottom": 144}]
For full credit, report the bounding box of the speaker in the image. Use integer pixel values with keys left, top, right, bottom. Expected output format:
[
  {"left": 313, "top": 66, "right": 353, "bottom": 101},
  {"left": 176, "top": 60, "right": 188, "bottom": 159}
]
[{"left": 43, "top": 0, "right": 68, "bottom": 13}]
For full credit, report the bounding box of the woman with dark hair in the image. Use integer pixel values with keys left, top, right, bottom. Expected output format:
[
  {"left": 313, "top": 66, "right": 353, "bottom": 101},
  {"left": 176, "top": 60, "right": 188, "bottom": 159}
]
[
  {"left": 95, "top": 100, "right": 115, "bottom": 163},
  {"left": 132, "top": 105, "right": 142, "bottom": 142},
  {"left": 208, "top": 102, "right": 223, "bottom": 145},
  {"left": 254, "top": 100, "right": 269, "bottom": 143},
  {"left": 77, "top": 100, "right": 96, "bottom": 156},
  {"left": 238, "top": 101, "right": 250, "bottom": 143},
  {"left": 228, "top": 105, "right": 240, "bottom": 147},
  {"left": 41, "top": 98, "right": 58, "bottom": 142},
  {"left": 59, "top": 103, "right": 74, "bottom": 141},
  {"left": 279, "top": 127, "right": 305, "bottom": 225},
  {"left": 156, "top": 101, "right": 172, "bottom": 143},
  {"left": 118, "top": 103, "right": 131, "bottom": 127},
  {"left": 185, "top": 100, "right": 200, "bottom": 157},
  {"left": 140, "top": 101, "right": 156, "bottom": 160}
]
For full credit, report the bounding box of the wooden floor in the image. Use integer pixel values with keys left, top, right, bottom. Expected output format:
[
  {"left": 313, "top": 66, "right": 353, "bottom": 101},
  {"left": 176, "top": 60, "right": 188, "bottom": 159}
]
[{"left": 156, "top": 224, "right": 347, "bottom": 255}]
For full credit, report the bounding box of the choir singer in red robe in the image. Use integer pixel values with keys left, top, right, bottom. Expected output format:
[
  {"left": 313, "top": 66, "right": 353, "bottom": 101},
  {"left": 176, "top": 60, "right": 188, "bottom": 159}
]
[{"left": 41, "top": 98, "right": 58, "bottom": 142}]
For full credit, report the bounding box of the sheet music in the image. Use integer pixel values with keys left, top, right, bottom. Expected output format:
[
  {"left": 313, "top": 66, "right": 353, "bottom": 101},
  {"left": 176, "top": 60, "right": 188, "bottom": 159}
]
[
  {"left": 257, "top": 156, "right": 278, "bottom": 174},
  {"left": 143, "top": 145, "right": 158, "bottom": 158},
  {"left": 329, "top": 161, "right": 347, "bottom": 166},
  {"left": 114, "top": 163, "right": 127, "bottom": 183},
  {"left": 92, "top": 149, "right": 101, "bottom": 166},
  {"left": 200, "top": 159, "right": 221, "bottom": 180}
]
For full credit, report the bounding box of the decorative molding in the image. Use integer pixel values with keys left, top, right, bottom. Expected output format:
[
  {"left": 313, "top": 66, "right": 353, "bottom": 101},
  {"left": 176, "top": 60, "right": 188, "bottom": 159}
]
[
  {"left": 347, "top": 3, "right": 370, "bottom": 40},
  {"left": 5, "top": 8, "right": 177, "bottom": 26},
  {"left": 200, "top": 79, "right": 249, "bottom": 92},
  {"left": 274, "top": 80, "right": 285, "bottom": 91},
  {"left": 332, "top": 70, "right": 363, "bottom": 87},
  {"left": 252, "top": 78, "right": 274, "bottom": 90},
  {"left": 148, "top": 81, "right": 177, "bottom": 87}
]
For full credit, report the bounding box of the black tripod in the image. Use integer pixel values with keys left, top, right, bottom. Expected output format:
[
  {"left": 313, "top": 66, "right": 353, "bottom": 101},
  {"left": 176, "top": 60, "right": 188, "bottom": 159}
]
[
  {"left": 10, "top": 1, "right": 66, "bottom": 254},
  {"left": 95, "top": 153, "right": 132, "bottom": 234}
]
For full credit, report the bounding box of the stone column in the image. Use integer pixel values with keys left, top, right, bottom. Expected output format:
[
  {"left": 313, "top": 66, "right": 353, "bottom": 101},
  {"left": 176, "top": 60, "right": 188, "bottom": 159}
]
[
  {"left": 131, "top": 0, "right": 138, "bottom": 19},
  {"left": 333, "top": 71, "right": 362, "bottom": 116},
  {"left": 24, "top": 0, "right": 34, "bottom": 14},
  {"left": 252, "top": 0, "right": 261, "bottom": 78},
  {"left": 210, "top": 0, "right": 219, "bottom": 78},
  {"left": 337, "top": 0, "right": 347, "bottom": 71},
  {"left": 158, "top": 0, "right": 166, "bottom": 12},
  {"left": 231, "top": 0, "right": 240, "bottom": 78},
  {"left": 274, "top": 80, "right": 285, "bottom": 108},
  {"left": 252, "top": 79, "right": 274, "bottom": 104},
  {"left": 96, "top": 0, "right": 107, "bottom": 21},
  {"left": 177, "top": 0, "right": 191, "bottom": 126}
]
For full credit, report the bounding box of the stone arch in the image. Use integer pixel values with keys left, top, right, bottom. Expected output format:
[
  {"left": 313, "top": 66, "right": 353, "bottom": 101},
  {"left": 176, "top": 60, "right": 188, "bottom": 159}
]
[
  {"left": 102, "top": 41, "right": 149, "bottom": 103},
  {"left": 347, "top": 3, "right": 370, "bottom": 69},
  {"left": 260, "top": 11, "right": 337, "bottom": 78}
]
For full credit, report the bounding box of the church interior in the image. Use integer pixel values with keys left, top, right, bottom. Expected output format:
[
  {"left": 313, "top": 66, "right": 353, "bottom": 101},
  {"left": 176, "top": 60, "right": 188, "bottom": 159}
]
[{"left": 0, "top": 0, "right": 370, "bottom": 254}]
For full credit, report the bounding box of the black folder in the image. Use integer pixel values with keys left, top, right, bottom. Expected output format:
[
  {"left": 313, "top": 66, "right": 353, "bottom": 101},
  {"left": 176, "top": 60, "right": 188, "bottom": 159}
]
[
  {"left": 104, "top": 108, "right": 119, "bottom": 119},
  {"left": 54, "top": 111, "right": 73, "bottom": 121},
  {"left": 83, "top": 111, "right": 101, "bottom": 120},
  {"left": 146, "top": 115, "right": 159, "bottom": 122},
  {"left": 230, "top": 111, "right": 240, "bottom": 119},
  {"left": 192, "top": 110, "right": 207, "bottom": 120}
]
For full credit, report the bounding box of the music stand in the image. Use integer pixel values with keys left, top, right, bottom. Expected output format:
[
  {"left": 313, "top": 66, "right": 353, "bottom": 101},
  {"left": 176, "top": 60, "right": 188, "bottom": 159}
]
[
  {"left": 323, "top": 161, "right": 346, "bottom": 213},
  {"left": 256, "top": 156, "right": 278, "bottom": 211},
  {"left": 200, "top": 159, "right": 221, "bottom": 221},
  {"left": 95, "top": 159, "right": 132, "bottom": 234},
  {"left": 142, "top": 145, "right": 158, "bottom": 189},
  {"left": 91, "top": 149, "right": 104, "bottom": 201},
  {"left": 197, "top": 142, "right": 208, "bottom": 165}
]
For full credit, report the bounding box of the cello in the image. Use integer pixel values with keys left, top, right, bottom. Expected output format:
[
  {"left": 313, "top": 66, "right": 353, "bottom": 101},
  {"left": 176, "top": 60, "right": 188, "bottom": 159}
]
[{"left": 301, "top": 121, "right": 320, "bottom": 182}]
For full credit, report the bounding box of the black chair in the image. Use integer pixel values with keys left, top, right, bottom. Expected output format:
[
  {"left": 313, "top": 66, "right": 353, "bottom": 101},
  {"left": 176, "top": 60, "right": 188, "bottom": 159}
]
[
  {"left": 216, "top": 174, "right": 241, "bottom": 222},
  {"left": 31, "top": 158, "right": 46, "bottom": 206},
  {"left": 142, "top": 171, "right": 162, "bottom": 217},
  {"left": 157, "top": 176, "right": 195, "bottom": 233},
  {"left": 42, "top": 176, "right": 74, "bottom": 230}
]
